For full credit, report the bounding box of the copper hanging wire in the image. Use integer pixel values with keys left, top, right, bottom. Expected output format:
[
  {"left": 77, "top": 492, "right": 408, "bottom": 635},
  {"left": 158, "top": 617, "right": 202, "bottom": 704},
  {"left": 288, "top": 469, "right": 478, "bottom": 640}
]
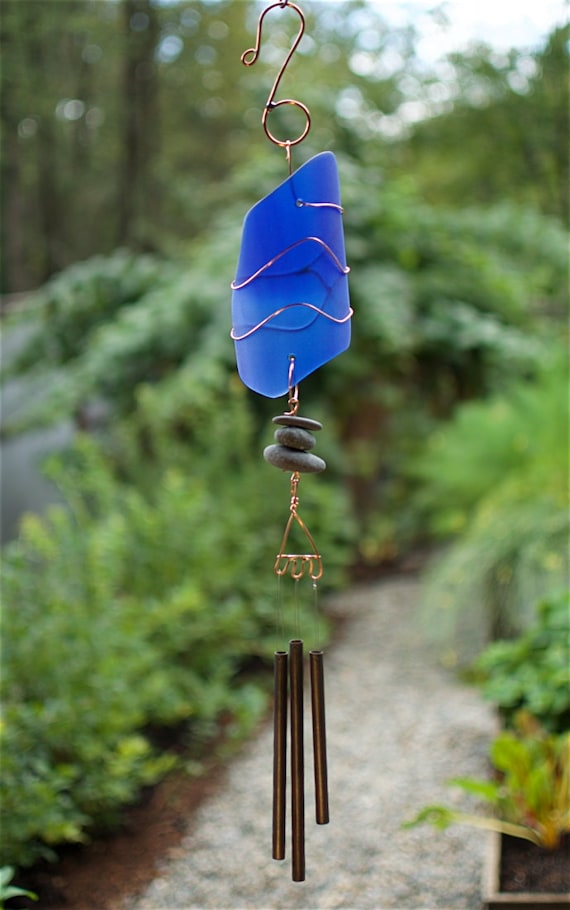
[{"left": 240, "top": 0, "right": 311, "bottom": 170}]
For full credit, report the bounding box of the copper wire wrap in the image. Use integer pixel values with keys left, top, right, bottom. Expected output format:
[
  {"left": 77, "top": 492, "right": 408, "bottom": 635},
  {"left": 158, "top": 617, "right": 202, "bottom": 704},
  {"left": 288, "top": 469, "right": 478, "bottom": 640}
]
[
  {"left": 289, "top": 639, "right": 306, "bottom": 882},
  {"left": 309, "top": 650, "right": 330, "bottom": 825},
  {"left": 272, "top": 650, "right": 288, "bottom": 860},
  {"left": 230, "top": 236, "right": 350, "bottom": 293}
]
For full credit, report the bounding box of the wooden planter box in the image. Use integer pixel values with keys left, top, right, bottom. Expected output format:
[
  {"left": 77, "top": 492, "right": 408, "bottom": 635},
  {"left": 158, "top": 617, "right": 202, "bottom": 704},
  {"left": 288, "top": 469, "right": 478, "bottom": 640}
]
[{"left": 483, "top": 831, "right": 570, "bottom": 909}]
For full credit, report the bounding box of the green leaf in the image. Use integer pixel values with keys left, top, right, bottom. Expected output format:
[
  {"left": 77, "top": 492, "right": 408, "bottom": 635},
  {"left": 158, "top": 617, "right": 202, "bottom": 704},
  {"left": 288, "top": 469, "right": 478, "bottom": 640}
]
[
  {"left": 0, "top": 867, "right": 38, "bottom": 902},
  {"left": 448, "top": 777, "right": 500, "bottom": 803},
  {"left": 403, "top": 806, "right": 456, "bottom": 831}
]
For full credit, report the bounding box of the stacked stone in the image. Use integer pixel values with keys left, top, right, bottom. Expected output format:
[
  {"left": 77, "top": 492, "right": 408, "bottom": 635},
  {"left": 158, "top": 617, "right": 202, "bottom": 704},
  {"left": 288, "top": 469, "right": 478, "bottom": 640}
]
[{"left": 263, "top": 414, "right": 326, "bottom": 473}]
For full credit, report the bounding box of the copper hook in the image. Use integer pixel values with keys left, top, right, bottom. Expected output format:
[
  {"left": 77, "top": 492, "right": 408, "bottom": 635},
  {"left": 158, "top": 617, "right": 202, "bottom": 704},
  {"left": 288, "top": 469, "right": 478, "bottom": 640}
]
[{"left": 241, "top": 0, "right": 311, "bottom": 164}]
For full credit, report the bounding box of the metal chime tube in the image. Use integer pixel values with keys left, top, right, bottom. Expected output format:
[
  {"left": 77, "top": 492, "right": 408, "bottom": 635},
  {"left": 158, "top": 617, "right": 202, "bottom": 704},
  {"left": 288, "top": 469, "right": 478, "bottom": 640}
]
[
  {"left": 272, "top": 650, "right": 288, "bottom": 860},
  {"left": 309, "top": 649, "right": 330, "bottom": 825},
  {"left": 289, "top": 639, "right": 305, "bottom": 882}
]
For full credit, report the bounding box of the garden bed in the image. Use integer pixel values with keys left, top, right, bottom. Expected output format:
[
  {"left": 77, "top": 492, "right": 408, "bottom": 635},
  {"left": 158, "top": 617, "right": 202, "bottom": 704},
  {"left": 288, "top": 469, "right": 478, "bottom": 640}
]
[{"left": 483, "top": 831, "right": 570, "bottom": 909}]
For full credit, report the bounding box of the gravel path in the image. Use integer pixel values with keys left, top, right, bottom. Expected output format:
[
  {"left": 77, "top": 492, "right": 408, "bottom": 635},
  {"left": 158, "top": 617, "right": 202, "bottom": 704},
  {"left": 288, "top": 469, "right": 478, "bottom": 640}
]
[{"left": 125, "top": 577, "right": 496, "bottom": 910}]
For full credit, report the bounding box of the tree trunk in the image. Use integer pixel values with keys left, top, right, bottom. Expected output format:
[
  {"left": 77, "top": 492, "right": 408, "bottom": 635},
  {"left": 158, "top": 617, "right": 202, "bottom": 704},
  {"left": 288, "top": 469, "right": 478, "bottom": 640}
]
[{"left": 117, "top": 0, "right": 160, "bottom": 246}]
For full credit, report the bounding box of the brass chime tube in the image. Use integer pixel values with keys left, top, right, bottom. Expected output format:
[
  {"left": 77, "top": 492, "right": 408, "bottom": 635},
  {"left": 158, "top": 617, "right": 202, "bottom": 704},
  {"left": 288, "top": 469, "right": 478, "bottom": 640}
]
[
  {"left": 289, "top": 639, "right": 305, "bottom": 882},
  {"left": 309, "top": 650, "right": 330, "bottom": 825},
  {"left": 272, "top": 650, "right": 288, "bottom": 861}
]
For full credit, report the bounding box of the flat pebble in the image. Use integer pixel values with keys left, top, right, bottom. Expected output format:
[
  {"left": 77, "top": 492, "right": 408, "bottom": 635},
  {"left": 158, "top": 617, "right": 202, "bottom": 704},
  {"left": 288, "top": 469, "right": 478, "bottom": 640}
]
[
  {"left": 264, "top": 445, "right": 326, "bottom": 473},
  {"left": 273, "top": 414, "right": 323, "bottom": 431},
  {"left": 274, "top": 426, "right": 316, "bottom": 451}
]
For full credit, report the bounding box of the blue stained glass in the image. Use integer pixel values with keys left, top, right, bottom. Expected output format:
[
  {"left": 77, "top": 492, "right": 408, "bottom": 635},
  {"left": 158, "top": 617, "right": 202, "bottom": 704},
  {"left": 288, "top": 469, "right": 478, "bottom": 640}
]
[{"left": 231, "top": 151, "right": 351, "bottom": 398}]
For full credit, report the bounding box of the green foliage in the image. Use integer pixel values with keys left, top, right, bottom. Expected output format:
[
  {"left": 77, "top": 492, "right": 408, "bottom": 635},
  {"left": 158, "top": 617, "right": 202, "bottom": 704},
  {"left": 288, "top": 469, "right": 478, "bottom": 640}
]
[
  {"left": 3, "top": 0, "right": 567, "bottom": 293},
  {"left": 394, "top": 26, "right": 570, "bottom": 224},
  {"left": 2, "top": 250, "right": 188, "bottom": 433},
  {"left": 0, "top": 867, "right": 38, "bottom": 908},
  {"left": 413, "top": 363, "right": 569, "bottom": 658},
  {"left": 3, "top": 0, "right": 568, "bottom": 876},
  {"left": 0, "top": 380, "right": 352, "bottom": 869},
  {"left": 1, "top": 0, "right": 420, "bottom": 293},
  {"left": 406, "top": 713, "right": 570, "bottom": 850},
  {"left": 5, "top": 250, "right": 179, "bottom": 372},
  {"left": 334, "top": 176, "right": 567, "bottom": 560},
  {"left": 473, "top": 591, "right": 570, "bottom": 733},
  {"left": 413, "top": 359, "right": 567, "bottom": 534},
  {"left": 1, "top": 496, "right": 177, "bottom": 865}
]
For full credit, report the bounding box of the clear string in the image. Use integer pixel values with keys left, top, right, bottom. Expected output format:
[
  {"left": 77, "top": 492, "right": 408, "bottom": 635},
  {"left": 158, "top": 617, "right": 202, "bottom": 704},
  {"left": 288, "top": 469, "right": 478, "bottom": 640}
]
[
  {"left": 276, "top": 572, "right": 284, "bottom": 643},
  {"left": 312, "top": 579, "right": 321, "bottom": 650},
  {"left": 294, "top": 576, "right": 301, "bottom": 639}
]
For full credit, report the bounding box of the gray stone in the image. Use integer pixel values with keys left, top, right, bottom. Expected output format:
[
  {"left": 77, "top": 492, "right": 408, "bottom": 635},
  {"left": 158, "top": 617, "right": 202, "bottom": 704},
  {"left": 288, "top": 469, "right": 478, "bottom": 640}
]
[
  {"left": 274, "top": 426, "right": 316, "bottom": 451},
  {"left": 263, "top": 445, "right": 326, "bottom": 473},
  {"left": 272, "top": 414, "right": 323, "bottom": 431}
]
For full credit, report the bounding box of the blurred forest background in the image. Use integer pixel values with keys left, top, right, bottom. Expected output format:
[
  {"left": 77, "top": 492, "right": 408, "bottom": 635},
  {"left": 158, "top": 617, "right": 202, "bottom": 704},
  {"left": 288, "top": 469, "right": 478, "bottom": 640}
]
[
  {"left": 1, "top": 0, "right": 568, "bottom": 874},
  {"left": 1, "top": 0, "right": 568, "bottom": 290}
]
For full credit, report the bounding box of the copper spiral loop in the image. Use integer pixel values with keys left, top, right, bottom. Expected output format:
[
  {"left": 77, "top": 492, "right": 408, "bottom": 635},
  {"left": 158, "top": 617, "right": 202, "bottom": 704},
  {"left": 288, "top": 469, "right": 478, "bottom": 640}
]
[{"left": 241, "top": 0, "right": 311, "bottom": 167}]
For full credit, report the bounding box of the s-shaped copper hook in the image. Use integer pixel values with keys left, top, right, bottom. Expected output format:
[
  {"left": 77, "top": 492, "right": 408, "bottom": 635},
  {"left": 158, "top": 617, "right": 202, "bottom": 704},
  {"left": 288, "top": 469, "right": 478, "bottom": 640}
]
[{"left": 241, "top": 0, "right": 311, "bottom": 171}]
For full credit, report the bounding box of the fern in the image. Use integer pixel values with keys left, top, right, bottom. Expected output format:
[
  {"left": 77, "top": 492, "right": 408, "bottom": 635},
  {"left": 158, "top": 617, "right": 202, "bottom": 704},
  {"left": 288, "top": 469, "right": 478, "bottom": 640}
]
[{"left": 415, "top": 362, "right": 568, "bottom": 661}]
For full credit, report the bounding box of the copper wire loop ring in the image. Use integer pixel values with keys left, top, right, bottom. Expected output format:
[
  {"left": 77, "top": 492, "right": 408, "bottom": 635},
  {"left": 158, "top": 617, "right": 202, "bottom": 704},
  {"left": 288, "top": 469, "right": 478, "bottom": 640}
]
[{"left": 263, "top": 99, "right": 311, "bottom": 149}]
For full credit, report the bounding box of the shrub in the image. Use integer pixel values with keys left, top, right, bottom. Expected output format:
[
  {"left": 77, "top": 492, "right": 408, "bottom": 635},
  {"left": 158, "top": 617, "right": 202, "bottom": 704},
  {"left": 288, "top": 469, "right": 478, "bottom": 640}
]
[
  {"left": 473, "top": 591, "right": 570, "bottom": 733},
  {"left": 319, "top": 178, "right": 567, "bottom": 559},
  {"left": 1, "top": 383, "right": 353, "bottom": 868},
  {"left": 412, "top": 362, "right": 569, "bottom": 661}
]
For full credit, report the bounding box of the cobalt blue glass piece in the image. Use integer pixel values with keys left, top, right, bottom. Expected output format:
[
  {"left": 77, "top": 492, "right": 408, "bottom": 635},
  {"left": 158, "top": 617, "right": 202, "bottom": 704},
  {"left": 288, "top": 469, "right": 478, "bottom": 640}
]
[{"left": 231, "top": 151, "right": 351, "bottom": 398}]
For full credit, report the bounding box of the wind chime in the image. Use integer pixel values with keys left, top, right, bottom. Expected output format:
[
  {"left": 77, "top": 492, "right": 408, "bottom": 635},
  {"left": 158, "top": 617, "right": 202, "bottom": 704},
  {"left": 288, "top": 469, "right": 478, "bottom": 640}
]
[{"left": 230, "top": 0, "right": 352, "bottom": 883}]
